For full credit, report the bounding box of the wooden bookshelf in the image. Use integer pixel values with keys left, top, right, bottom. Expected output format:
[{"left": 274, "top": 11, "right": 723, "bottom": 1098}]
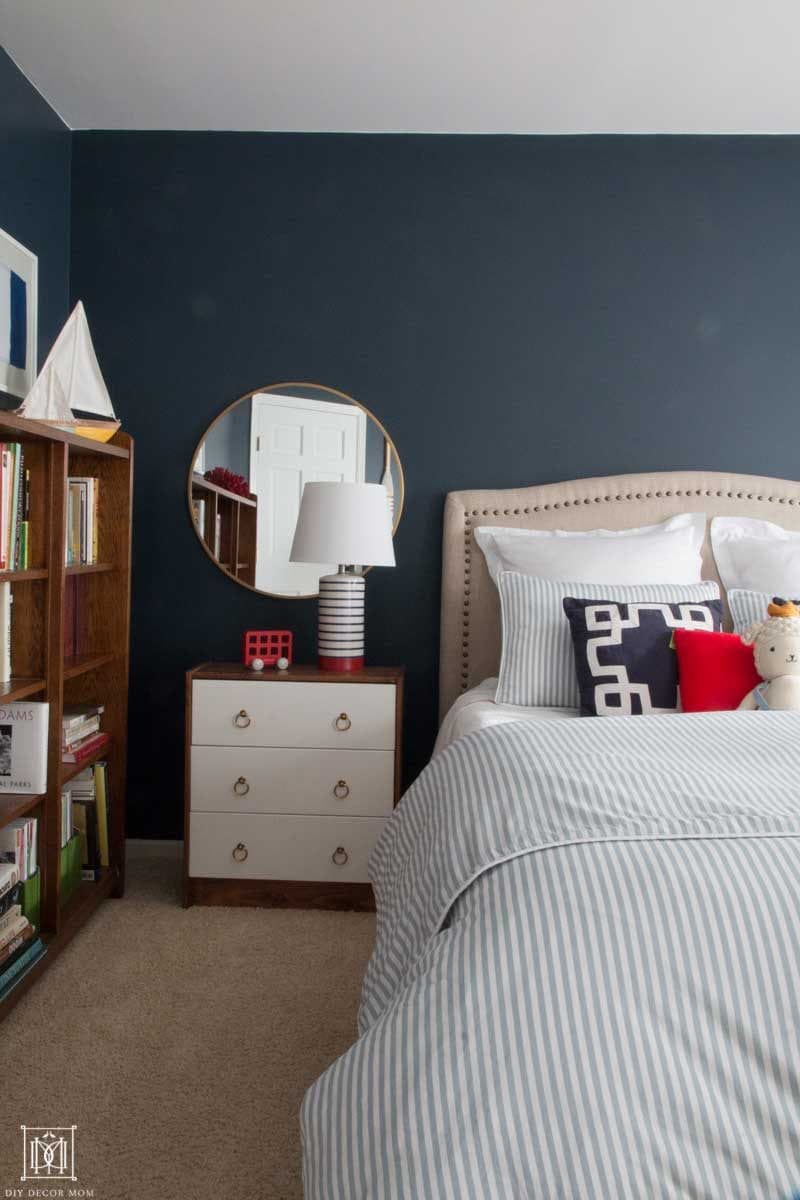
[
  {"left": 0, "top": 413, "right": 133, "bottom": 1022},
  {"left": 190, "top": 472, "right": 257, "bottom": 588}
]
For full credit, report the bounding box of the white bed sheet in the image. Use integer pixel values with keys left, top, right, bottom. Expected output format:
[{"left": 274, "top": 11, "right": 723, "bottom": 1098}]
[{"left": 434, "top": 677, "right": 578, "bottom": 754}]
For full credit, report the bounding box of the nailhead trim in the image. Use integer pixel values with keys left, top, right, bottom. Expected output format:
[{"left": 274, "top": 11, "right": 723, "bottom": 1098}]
[{"left": 457, "top": 483, "right": 797, "bottom": 694}]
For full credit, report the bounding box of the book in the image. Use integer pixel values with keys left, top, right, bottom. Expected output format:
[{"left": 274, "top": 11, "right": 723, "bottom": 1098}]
[
  {"left": 63, "top": 717, "right": 101, "bottom": 747},
  {"left": 65, "top": 476, "right": 99, "bottom": 565},
  {"left": 62, "top": 703, "right": 105, "bottom": 733},
  {"left": 60, "top": 788, "right": 73, "bottom": 848},
  {"left": 0, "top": 882, "right": 20, "bottom": 916},
  {"left": 62, "top": 731, "right": 109, "bottom": 764},
  {"left": 0, "top": 817, "right": 37, "bottom": 881},
  {"left": 0, "top": 921, "right": 34, "bottom": 970},
  {"left": 0, "top": 863, "right": 20, "bottom": 904},
  {"left": 20, "top": 467, "right": 31, "bottom": 569},
  {"left": 0, "top": 580, "right": 11, "bottom": 682},
  {"left": 0, "top": 902, "right": 21, "bottom": 935},
  {"left": 94, "top": 761, "right": 110, "bottom": 868},
  {"left": 0, "top": 702, "right": 48, "bottom": 793},
  {"left": 0, "top": 936, "right": 46, "bottom": 1001},
  {"left": 0, "top": 912, "right": 29, "bottom": 952},
  {"left": 72, "top": 799, "right": 99, "bottom": 879}
]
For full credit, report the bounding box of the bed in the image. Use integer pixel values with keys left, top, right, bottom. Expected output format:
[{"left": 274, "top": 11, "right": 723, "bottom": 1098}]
[{"left": 302, "top": 470, "right": 800, "bottom": 1198}]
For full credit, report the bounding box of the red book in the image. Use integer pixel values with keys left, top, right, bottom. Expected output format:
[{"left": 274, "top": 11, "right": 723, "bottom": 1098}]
[{"left": 62, "top": 731, "right": 109, "bottom": 765}]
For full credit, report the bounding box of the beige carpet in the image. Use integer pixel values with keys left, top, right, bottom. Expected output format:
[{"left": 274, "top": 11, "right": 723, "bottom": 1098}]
[{"left": 0, "top": 845, "right": 375, "bottom": 1200}]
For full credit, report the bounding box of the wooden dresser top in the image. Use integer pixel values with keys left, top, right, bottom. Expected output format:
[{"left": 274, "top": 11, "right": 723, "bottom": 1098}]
[{"left": 189, "top": 662, "right": 404, "bottom": 685}]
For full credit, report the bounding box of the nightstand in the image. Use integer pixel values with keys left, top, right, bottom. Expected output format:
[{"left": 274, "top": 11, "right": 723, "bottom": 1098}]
[{"left": 183, "top": 663, "right": 403, "bottom": 910}]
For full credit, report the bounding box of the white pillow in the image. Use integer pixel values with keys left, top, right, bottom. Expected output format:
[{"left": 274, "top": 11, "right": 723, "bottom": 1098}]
[
  {"left": 474, "top": 513, "right": 705, "bottom": 586},
  {"left": 495, "top": 572, "right": 721, "bottom": 708},
  {"left": 710, "top": 517, "right": 800, "bottom": 594}
]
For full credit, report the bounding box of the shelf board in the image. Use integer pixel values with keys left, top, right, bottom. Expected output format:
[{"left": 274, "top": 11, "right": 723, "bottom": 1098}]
[
  {"left": 60, "top": 738, "right": 111, "bottom": 784},
  {"left": 0, "top": 567, "right": 48, "bottom": 582},
  {"left": 0, "top": 792, "right": 44, "bottom": 831},
  {"left": 191, "top": 472, "right": 257, "bottom": 507},
  {"left": 65, "top": 562, "right": 113, "bottom": 576},
  {"left": 0, "top": 677, "right": 46, "bottom": 702},
  {"left": 63, "top": 652, "right": 114, "bottom": 680},
  {"left": 0, "top": 868, "right": 118, "bottom": 1020},
  {"left": 0, "top": 411, "right": 130, "bottom": 459},
  {"left": 57, "top": 867, "right": 116, "bottom": 935}
]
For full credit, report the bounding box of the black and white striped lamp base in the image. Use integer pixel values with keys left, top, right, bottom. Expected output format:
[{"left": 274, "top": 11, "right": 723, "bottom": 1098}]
[{"left": 317, "top": 570, "right": 365, "bottom": 672}]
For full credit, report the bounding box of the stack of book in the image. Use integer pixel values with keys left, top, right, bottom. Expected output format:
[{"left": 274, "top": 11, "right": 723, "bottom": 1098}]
[
  {"left": 65, "top": 475, "right": 99, "bottom": 566},
  {"left": 69, "top": 763, "right": 110, "bottom": 881},
  {"left": 62, "top": 703, "right": 109, "bottom": 764},
  {"left": 0, "top": 443, "right": 31, "bottom": 571},
  {"left": 0, "top": 861, "right": 45, "bottom": 1001}
]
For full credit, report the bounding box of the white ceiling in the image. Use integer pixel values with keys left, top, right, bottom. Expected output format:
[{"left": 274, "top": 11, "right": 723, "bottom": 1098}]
[{"left": 3, "top": 0, "right": 800, "bottom": 133}]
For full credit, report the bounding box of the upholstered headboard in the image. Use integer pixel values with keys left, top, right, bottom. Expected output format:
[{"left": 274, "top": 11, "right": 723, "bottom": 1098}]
[{"left": 439, "top": 469, "right": 800, "bottom": 721}]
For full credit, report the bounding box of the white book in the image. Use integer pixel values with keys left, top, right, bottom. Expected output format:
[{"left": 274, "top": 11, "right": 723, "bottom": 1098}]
[
  {"left": 0, "top": 581, "right": 11, "bottom": 683},
  {"left": 0, "top": 702, "right": 48, "bottom": 793}
]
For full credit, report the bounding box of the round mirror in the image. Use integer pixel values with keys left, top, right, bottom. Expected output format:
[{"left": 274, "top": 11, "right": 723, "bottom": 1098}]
[{"left": 188, "top": 382, "right": 404, "bottom": 597}]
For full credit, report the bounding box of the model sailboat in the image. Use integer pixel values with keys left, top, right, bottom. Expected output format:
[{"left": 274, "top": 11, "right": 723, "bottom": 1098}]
[{"left": 16, "top": 301, "right": 120, "bottom": 443}]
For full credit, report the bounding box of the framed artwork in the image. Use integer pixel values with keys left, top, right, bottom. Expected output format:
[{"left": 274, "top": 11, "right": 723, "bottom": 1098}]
[{"left": 0, "top": 228, "right": 38, "bottom": 400}]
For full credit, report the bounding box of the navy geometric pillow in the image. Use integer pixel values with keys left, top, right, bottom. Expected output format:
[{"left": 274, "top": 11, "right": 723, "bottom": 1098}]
[{"left": 562, "top": 597, "right": 723, "bottom": 717}]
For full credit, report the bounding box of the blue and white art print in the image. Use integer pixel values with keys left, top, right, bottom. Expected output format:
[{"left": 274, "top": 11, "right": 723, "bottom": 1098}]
[{"left": 0, "top": 228, "right": 37, "bottom": 400}]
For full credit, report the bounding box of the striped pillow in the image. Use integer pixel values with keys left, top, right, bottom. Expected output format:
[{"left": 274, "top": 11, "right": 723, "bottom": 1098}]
[
  {"left": 495, "top": 571, "right": 722, "bottom": 707},
  {"left": 728, "top": 589, "right": 782, "bottom": 635}
]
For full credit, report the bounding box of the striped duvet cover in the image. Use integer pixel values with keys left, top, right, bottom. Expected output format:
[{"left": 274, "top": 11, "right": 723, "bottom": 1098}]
[{"left": 302, "top": 711, "right": 800, "bottom": 1198}]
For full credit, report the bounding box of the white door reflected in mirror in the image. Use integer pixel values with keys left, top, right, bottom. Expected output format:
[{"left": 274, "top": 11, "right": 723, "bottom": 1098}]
[
  {"left": 250, "top": 393, "right": 367, "bottom": 595},
  {"left": 188, "top": 382, "right": 404, "bottom": 599}
]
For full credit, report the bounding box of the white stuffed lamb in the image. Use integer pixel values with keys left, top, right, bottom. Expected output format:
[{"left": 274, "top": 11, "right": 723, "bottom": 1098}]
[{"left": 738, "top": 598, "right": 800, "bottom": 711}]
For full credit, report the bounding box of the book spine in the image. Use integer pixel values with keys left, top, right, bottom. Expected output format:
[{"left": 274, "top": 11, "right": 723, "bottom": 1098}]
[
  {"left": 94, "top": 762, "right": 110, "bottom": 868},
  {"left": 22, "top": 467, "right": 30, "bottom": 569},
  {"left": 0, "top": 863, "right": 20, "bottom": 899},
  {"left": 0, "top": 904, "right": 21, "bottom": 934},
  {"left": 9, "top": 445, "right": 20, "bottom": 570},
  {"left": 0, "top": 581, "right": 11, "bottom": 682},
  {"left": 0, "top": 445, "right": 6, "bottom": 570},
  {"left": 91, "top": 478, "right": 98, "bottom": 564},
  {"left": 0, "top": 937, "right": 45, "bottom": 996},
  {"left": 12, "top": 446, "right": 24, "bottom": 570}
]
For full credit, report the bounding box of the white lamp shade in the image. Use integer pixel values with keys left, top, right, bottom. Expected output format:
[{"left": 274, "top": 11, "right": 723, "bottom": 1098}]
[{"left": 290, "top": 482, "right": 396, "bottom": 568}]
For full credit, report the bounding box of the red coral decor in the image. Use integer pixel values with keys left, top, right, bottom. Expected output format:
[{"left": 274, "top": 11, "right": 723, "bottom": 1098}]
[{"left": 204, "top": 467, "right": 251, "bottom": 497}]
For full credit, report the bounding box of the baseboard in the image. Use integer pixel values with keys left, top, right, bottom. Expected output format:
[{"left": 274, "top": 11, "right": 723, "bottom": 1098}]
[{"left": 126, "top": 838, "right": 183, "bottom": 860}]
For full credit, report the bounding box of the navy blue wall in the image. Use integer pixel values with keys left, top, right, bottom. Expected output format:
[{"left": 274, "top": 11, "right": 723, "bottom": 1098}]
[
  {"left": 70, "top": 132, "right": 800, "bottom": 838},
  {"left": 0, "top": 48, "right": 71, "bottom": 392}
]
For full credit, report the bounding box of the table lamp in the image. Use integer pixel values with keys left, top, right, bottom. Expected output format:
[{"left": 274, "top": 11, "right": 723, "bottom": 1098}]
[{"left": 290, "top": 481, "right": 396, "bottom": 671}]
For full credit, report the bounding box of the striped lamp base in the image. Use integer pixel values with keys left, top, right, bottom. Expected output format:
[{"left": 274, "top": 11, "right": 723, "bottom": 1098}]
[{"left": 317, "top": 571, "right": 365, "bottom": 672}]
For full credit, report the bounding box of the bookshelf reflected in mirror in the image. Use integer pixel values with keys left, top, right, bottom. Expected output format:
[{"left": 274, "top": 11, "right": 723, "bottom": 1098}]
[{"left": 0, "top": 411, "right": 132, "bottom": 1020}]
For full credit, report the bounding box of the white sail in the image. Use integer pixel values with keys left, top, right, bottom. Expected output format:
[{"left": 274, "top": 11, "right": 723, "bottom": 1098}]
[{"left": 18, "top": 301, "right": 116, "bottom": 421}]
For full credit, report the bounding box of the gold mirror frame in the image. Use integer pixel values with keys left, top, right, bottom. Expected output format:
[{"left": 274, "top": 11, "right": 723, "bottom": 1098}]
[{"left": 187, "top": 381, "right": 405, "bottom": 599}]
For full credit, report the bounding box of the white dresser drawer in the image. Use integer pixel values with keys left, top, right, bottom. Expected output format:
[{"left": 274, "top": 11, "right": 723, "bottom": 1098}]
[
  {"left": 190, "top": 746, "right": 394, "bottom": 816},
  {"left": 189, "top": 812, "right": 385, "bottom": 883},
  {"left": 191, "top": 679, "right": 396, "bottom": 750}
]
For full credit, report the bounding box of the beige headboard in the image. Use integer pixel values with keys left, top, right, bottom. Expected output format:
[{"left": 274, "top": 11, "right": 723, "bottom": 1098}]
[{"left": 439, "top": 469, "right": 800, "bottom": 721}]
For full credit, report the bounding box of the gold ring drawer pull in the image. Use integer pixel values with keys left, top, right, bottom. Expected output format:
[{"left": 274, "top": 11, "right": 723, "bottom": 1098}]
[
  {"left": 335, "top": 713, "right": 352, "bottom": 732},
  {"left": 234, "top": 777, "right": 250, "bottom": 796},
  {"left": 233, "top": 709, "right": 251, "bottom": 729},
  {"left": 332, "top": 846, "right": 349, "bottom": 866},
  {"left": 232, "top": 842, "right": 249, "bottom": 862},
  {"left": 333, "top": 780, "right": 350, "bottom": 799}
]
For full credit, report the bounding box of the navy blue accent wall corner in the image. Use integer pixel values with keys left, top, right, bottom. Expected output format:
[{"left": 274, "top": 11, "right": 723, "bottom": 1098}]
[
  {"left": 69, "top": 131, "right": 800, "bottom": 838},
  {"left": 0, "top": 47, "right": 71, "bottom": 386}
]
